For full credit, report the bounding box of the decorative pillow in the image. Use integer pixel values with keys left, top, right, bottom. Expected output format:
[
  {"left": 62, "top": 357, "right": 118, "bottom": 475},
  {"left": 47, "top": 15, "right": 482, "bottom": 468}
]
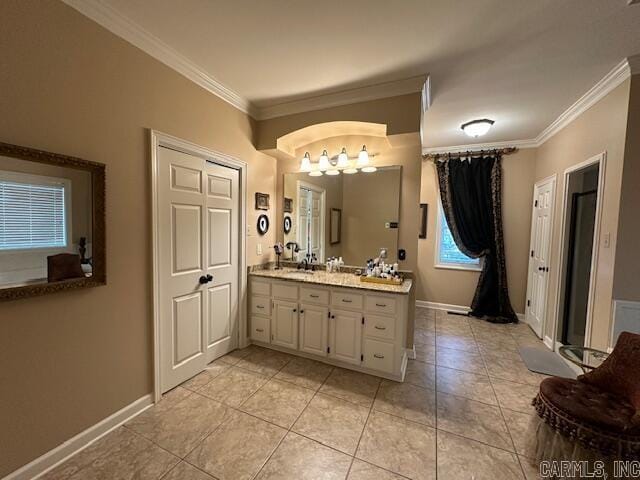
[{"left": 47, "top": 253, "right": 85, "bottom": 282}]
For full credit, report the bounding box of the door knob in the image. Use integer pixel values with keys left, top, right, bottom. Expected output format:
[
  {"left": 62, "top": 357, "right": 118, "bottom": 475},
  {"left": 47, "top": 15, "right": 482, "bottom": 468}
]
[
  {"left": 199, "top": 274, "right": 213, "bottom": 284},
  {"left": 538, "top": 267, "right": 544, "bottom": 271}
]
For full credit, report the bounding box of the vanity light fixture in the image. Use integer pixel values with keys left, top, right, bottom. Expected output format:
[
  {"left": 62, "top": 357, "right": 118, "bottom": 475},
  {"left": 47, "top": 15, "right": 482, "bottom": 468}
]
[
  {"left": 318, "top": 149, "right": 331, "bottom": 170},
  {"left": 325, "top": 169, "right": 340, "bottom": 176},
  {"left": 337, "top": 147, "right": 349, "bottom": 168},
  {"left": 461, "top": 119, "right": 495, "bottom": 138},
  {"left": 356, "top": 145, "right": 369, "bottom": 167},
  {"left": 300, "top": 152, "right": 312, "bottom": 172},
  {"left": 308, "top": 170, "right": 323, "bottom": 177},
  {"left": 343, "top": 167, "right": 358, "bottom": 174}
]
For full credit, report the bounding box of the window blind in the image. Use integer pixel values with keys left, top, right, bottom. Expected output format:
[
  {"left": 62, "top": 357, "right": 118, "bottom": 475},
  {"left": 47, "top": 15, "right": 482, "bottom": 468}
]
[{"left": 0, "top": 179, "right": 66, "bottom": 250}]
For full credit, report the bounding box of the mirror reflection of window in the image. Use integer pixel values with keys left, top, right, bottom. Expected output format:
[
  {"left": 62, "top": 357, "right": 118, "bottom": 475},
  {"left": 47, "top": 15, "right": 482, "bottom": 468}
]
[{"left": 0, "top": 156, "right": 93, "bottom": 288}]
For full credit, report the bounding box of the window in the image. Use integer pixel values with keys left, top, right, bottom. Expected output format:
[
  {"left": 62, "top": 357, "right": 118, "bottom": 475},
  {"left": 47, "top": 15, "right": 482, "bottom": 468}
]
[
  {"left": 435, "top": 201, "right": 481, "bottom": 270},
  {"left": 0, "top": 171, "right": 69, "bottom": 251}
]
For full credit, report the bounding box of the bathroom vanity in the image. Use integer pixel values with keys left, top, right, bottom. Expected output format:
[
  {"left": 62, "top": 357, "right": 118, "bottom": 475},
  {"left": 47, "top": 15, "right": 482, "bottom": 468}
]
[{"left": 249, "top": 268, "right": 412, "bottom": 381}]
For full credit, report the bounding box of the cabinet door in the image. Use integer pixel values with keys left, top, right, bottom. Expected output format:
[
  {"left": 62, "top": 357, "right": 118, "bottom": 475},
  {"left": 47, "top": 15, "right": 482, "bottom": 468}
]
[
  {"left": 299, "top": 304, "right": 328, "bottom": 357},
  {"left": 329, "top": 308, "right": 362, "bottom": 365},
  {"left": 271, "top": 300, "right": 298, "bottom": 350}
]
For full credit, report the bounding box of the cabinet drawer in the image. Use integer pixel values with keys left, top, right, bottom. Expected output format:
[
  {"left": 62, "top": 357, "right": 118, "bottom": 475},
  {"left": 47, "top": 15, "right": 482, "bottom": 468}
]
[
  {"left": 365, "top": 295, "right": 397, "bottom": 316},
  {"left": 251, "top": 296, "right": 271, "bottom": 316},
  {"left": 364, "top": 314, "right": 396, "bottom": 341},
  {"left": 300, "top": 287, "right": 329, "bottom": 305},
  {"left": 362, "top": 339, "right": 395, "bottom": 374},
  {"left": 331, "top": 290, "right": 363, "bottom": 310},
  {"left": 272, "top": 282, "right": 298, "bottom": 300},
  {"left": 251, "top": 279, "right": 271, "bottom": 297},
  {"left": 250, "top": 315, "right": 270, "bottom": 343}
]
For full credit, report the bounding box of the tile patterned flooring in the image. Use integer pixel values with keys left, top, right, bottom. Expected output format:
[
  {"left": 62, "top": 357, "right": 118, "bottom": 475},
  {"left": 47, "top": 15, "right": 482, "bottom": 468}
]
[{"left": 42, "top": 307, "right": 548, "bottom": 480}]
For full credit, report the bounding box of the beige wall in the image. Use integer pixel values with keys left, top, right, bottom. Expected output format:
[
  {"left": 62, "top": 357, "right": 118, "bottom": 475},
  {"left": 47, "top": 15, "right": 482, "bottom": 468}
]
[
  {"left": 256, "top": 94, "right": 421, "bottom": 151},
  {"left": 0, "top": 0, "right": 277, "bottom": 476},
  {"left": 535, "top": 80, "right": 630, "bottom": 349},
  {"left": 416, "top": 149, "right": 536, "bottom": 313},
  {"left": 613, "top": 74, "right": 640, "bottom": 302}
]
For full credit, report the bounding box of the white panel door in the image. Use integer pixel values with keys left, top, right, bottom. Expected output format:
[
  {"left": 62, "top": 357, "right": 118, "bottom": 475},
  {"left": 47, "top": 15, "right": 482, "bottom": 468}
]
[
  {"left": 329, "top": 308, "right": 362, "bottom": 365},
  {"left": 299, "top": 304, "right": 328, "bottom": 357},
  {"left": 272, "top": 300, "right": 299, "bottom": 350},
  {"left": 204, "top": 162, "right": 239, "bottom": 362},
  {"left": 158, "top": 146, "right": 239, "bottom": 393},
  {"left": 297, "top": 188, "right": 310, "bottom": 261},
  {"left": 310, "top": 189, "right": 322, "bottom": 262},
  {"left": 525, "top": 178, "right": 555, "bottom": 338}
]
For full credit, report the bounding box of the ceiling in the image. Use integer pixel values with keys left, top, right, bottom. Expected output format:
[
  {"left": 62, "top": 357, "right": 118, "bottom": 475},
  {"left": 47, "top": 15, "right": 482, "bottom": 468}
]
[{"left": 69, "top": 0, "right": 640, "bottom": 147}]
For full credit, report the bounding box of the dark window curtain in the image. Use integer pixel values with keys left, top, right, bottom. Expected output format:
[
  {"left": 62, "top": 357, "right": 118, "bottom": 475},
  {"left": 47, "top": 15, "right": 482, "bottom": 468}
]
[{"left": 436, "top": 155, "right": 517, "bottom": 323}]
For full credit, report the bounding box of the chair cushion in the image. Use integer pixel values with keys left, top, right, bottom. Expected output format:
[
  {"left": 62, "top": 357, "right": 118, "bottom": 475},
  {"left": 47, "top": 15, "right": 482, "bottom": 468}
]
[
  {"left": 540, "top": 377, "right": 638, "bottom": 434},
  {"left": 579, "top": 331, "right": 640, "bottom": 415}
]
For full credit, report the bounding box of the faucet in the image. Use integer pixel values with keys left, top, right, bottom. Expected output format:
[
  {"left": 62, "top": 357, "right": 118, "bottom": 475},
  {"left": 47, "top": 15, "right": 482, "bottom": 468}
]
[
  {"left": 297, "top": 253, "right": 317, "bottom": 271},
  {"left": 285, "top": 241, "right": 300, "bottom": 261},
  {"left": 297, "top": 258, "right": 309, "bottom": 271}
]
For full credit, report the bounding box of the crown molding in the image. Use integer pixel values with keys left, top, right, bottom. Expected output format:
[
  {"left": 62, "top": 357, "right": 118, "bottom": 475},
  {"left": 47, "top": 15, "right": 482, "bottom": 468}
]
[
  {"left": 535, "top": 58, "right": 631, "bottom": 145},
  {"left": 255, "top": 76, "right": 426, "bottom": 120},
  {"left": 421, "top": 138, "right": 538, "bottom": 156},
  {"left": 61, "top": 0, "right": 256, "bottom": 116},
  {"left": 422, "top": 58, "right": 634, "bottom": 155}
]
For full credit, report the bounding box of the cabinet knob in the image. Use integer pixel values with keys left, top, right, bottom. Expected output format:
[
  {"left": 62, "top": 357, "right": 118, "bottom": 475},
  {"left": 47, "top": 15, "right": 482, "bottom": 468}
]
[
  {"left": 300, "top": 310, "right": 304, "bottom": 314},
  {"left": 331, "top": 315, "right": 335, "bottom": 319},
  {"left": 293, "top": 308, "right": 297, "bottom": 313}
]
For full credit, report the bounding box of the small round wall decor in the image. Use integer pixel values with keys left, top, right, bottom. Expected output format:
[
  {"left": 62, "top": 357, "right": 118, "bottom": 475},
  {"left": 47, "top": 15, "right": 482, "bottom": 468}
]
[
  {"left": 257, "top": 214, "right": 269, "bottom": 235},
  {"left": 283, "top": 216, "right": 292, "bottom": 234}
]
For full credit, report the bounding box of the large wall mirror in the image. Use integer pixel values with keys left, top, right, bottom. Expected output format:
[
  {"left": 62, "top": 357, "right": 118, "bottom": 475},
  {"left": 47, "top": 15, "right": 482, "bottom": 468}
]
[
  {"left": 283, "top": 166, "right": 401, "bottom": 266},
  {"left": 0, "top": 142, "right": 105, "bottom": 301}
]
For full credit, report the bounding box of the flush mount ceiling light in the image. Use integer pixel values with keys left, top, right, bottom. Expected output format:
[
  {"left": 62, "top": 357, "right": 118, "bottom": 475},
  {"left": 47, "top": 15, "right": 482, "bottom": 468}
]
[{"left": 461, "top": 119, "right": 495, "bottom": 138}]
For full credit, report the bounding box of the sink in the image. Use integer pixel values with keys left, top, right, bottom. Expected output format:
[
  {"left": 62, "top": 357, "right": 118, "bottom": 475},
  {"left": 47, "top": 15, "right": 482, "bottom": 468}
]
[{"left": 283, "top": 270, "right": 315, "bottom": 279}]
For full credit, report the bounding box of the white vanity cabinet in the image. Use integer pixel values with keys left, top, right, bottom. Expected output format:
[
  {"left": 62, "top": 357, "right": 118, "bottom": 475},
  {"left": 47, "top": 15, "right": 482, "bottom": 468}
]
[{"left": 249, "top": 276, "right": 408, "bottom": 381}]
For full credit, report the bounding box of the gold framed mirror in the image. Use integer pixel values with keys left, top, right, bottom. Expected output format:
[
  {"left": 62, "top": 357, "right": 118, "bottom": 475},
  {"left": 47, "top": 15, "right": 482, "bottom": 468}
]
[{"left": 0, "top": 142, "right": 106, "bottom": 301}]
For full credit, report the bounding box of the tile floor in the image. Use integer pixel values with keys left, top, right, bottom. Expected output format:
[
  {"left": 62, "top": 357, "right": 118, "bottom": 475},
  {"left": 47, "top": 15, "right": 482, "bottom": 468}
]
[{"left": 42, "top": 307, "right": 548, "bottom": 480}]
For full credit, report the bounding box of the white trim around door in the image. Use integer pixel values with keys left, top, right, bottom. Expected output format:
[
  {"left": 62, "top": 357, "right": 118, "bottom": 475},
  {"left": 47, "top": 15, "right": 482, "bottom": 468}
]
[
  {"left": 150, "top": 130, "right": 247, "bottom": 403},
  {"left": 550, "top": 152, "right": 606, "bottom": 351}
]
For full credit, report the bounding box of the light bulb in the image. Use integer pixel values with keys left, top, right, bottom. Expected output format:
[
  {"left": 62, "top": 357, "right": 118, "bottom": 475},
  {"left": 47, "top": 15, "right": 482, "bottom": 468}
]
[
  {"left": 325, "top": 169, "right": 340, "bottom": 176},
  {"left": 343, "top": 168, "right": 358, "bottom": 174},
  {"left": 318, "top": 149, "right": 330, "bottom": 170},
  {"left": 361, "top": 166, "right": 377, "bottom": 173},
  {"left": 461, "top": 119, "right": 494, "bottom": 138},
  {"left": 337, "top": 147, "right": 349, "bottom": 168},
  {"left": 357, "top": 145, "right": 369, "bottom": 167},
  {"left": 300, "top": 152, "right": 311, "bottom": 172}
]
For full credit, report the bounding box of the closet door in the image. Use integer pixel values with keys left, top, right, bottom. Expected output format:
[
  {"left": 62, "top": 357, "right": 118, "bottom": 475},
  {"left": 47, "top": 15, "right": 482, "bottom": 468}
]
[{"left": 297, "top": 188, "right": 310, "bottom": 260}]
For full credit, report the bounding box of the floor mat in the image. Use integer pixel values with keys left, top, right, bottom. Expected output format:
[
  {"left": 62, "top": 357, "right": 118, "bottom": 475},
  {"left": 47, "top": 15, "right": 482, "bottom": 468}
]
[{"left": 519, "top": 346, "right": 577, "bottom": 378}]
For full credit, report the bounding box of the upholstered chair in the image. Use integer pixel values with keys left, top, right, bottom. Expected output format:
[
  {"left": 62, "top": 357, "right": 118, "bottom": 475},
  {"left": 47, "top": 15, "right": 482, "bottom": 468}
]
[{"left": 532, "top": 332, "right": 640, "bottom": 479}]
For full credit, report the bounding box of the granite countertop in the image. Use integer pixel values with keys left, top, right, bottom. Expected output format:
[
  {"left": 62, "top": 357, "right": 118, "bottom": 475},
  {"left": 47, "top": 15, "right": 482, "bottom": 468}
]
[{"left": 249, "top": 268, "right": 413, "bottom": 294}]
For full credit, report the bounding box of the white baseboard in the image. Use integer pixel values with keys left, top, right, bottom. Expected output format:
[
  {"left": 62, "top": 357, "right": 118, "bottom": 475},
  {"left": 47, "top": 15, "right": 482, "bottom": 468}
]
[
  {"left": 6, "top": 394, "right": 153, "bottom": 480},
  {"left": 416, "top": 300, "right": 525, "bottom": 321},
  {"left": 543, "top": 336, "right": 554, "bottom": 349}
]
